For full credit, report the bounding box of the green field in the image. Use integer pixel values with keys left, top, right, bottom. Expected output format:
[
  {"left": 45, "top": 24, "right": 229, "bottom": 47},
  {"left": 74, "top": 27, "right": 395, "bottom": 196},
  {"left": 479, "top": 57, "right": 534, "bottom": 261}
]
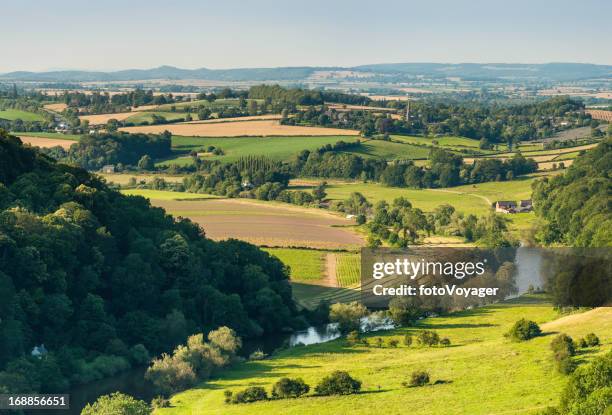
[
  {"left": 0, "top": 109, "right": 45, "bottom": 122},
  {"left": 121, "top": 189, "right": 219, "bottom": 200},
  {"left": 263, "top": 248, "right": 326, "bottom": 283},
  {"left": 11, "top": 131, "right": 81, "bottom": 140},
  {"left": 290, "top": 283, "right": 359, "bottom": 310},
  {"left": 335, "top": 253, "right": 360, "bottom": 287},
  {"left": 155, "top": 98, "right": 246, "bottom": 111},
  {"left": 341, "top": 140, "right": 431, "bottom": 160},
  {"left": 157, "top": 296, "right": 611, "bottom": 415},
  {"left": 125, "top": 111, "right": 195, "bottom": 124},
  {"left": 162, "top": 135, "right": 362, "bottom": 165}
]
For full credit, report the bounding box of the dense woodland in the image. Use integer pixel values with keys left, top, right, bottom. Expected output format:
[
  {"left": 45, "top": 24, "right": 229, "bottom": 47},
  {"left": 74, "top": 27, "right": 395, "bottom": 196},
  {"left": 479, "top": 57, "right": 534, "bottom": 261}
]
[
  {"left": 0, "top": 131, "right": 300, "bottom": 393},
  {"left": 532, "top": 138, "right": 611, "bottom": 247}
]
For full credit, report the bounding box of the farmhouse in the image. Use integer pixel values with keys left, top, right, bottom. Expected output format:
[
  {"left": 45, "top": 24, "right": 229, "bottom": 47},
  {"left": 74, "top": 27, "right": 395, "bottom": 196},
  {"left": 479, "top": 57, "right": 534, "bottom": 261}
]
[
  {"left": 495, "top": 201, "right": 517, "bottom": 214},
  {"left": 518, "top": 200, "right": 533, "bottom": 212},
  {"left": 101, "top": 165, "right": 115, "bottom": 173}
]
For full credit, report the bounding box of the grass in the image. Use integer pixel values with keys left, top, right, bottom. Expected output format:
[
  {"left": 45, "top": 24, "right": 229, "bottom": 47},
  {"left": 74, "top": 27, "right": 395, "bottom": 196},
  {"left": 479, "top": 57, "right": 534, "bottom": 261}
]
[
  {"left": 291, "top": 282, "right": 359, "bottom": 310},
  {"left": 155, "top": 98, "right": 244, "bottom": 111},
  {"left": 263, "top": 248, "right": 326, "bottom": 283},
  {"left": 340, "top": 140, "right": 431, "bottom": 160},
  {"left": 0, "top": 109, "right": 45, "bottom": 122},
  {"left": 11, "top": 131, "right": 81, "bottom": 140},
  {"left": 163, "top": 135, "right": 361, "bottom": 165},
  {"left": 125, "top": 111, "right": 195, "bottom": 124},
  {"left": 336, "top": 253, "right": 361, "bottom": 287},
  {"left": 120, "top": 189, "right": 219, "bottom": 200},
  {"left": 157, "top": 295, "right": 611, "bottom": 415}
]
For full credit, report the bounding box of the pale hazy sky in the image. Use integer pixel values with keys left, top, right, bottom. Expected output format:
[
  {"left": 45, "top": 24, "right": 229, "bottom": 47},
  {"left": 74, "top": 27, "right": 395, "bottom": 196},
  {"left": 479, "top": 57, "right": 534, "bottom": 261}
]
[{"left": 1, "top": 0, "right": 611, "bottom": 73}]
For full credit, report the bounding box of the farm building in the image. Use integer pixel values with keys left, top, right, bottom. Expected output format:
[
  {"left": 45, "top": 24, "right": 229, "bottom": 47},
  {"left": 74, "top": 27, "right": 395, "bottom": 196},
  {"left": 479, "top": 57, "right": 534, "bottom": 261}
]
[
  {"left": 495, "top": 201, "right": 517, "bottom": 214},
  {"left": 518, "top": 200, "right": 533, "bottom": 212},
  {"left": 101, "top": 165, "right": 115, "bottom": 173}
]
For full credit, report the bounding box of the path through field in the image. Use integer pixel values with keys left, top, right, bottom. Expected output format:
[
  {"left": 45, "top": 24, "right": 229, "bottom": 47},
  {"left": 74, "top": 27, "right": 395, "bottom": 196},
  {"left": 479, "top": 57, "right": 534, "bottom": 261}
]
[{"left": 322, "top": 253, "right": 339, "bottom": 287}]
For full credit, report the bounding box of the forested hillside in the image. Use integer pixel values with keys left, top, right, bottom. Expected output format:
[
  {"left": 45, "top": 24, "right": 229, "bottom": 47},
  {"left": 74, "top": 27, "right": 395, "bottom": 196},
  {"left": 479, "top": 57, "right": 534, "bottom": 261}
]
[
  {"left": 0, "top": 131, "right": 297, "bottom": 392},
  {"left": 532, "top": 138, "right": 611, "bottom": 246}
]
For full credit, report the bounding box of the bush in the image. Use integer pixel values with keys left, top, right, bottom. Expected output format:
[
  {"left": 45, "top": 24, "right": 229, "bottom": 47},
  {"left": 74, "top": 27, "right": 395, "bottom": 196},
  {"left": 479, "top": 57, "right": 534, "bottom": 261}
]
[
  {"left": 248, "top": 350, "right": 267, "bottom": 361},
  {"left": 388, "top": 339, "right": 399, "bottom": 348},
  {"left": 231, "top": 386, "right": 268, "bottom": 404},
  {"left": 405, "top": 370, "right": 430, "bottom": 387},
  {"left": 578, "top": 338, "right": 588, "bottom": 348},
  {"left": 346, "top": 330, "right": 360, "bottom": 346},
  {"left": 388, "top": 297, "right": 423, "bottom": 326},
  {"left": 151, "top": 396, "right": 170, "bottom": 408},
  {"left": 560, "top": 351, "right": 612, "bottom": 413},
  {"left": 584, "top": 333, "right": 600, "bottom": 347},
  {"left": 556, "top": 356, "right": 577, "bottom": 375},
  {"left": 329, "top": 302, "right": 368, "bottom": 334},
  {"left": 81, "top": 392, "right": 150, "bottom": 415},
  {"left": 440, "top": 338, "right": 451, "bottom": 347},
  {"left": 403, "top": 334, "right": 413, "bottom": 346},
  {"left": 145, "top": 353, "right": 197, "bottom": 395},
  {"left": 375, "top": 337, "right": 384, "bottom": 348},
  {"left": 315, "top": 371, "right": 362, "bottom": 396},
  {"left": 551, "top": 334, "right": 575, "bottom": 357},
  {"left": 271, "top": 377, "right": 310, "bottom": 399},
  {"left": 416, "top": 330, "right": 440, "bottom": 347},
  {"left": 223, "top": 390, "right": 233, "bottom": 404},
  {"left": 506, "top": 318, "right": 541, "bottom": 341}
]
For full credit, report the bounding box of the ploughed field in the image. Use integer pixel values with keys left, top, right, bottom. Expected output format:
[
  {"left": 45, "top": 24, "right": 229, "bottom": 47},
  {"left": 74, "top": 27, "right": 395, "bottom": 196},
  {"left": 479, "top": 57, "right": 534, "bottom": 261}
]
[{"left": 148, "top": 197, "right": 364, "bottom": 249}]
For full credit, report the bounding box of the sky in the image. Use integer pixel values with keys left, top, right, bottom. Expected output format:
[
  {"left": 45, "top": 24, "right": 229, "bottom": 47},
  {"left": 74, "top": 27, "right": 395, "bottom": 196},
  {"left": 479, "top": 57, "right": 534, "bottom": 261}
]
[{"left": 1, "top": 0, "right": 611, "bottom": 73}]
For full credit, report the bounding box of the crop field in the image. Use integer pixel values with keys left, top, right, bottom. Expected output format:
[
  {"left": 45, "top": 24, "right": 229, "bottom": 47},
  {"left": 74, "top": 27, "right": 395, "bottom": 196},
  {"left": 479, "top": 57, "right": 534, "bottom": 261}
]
[
  {"left": 99, "top": 173, "right": 186, "bottom": 186},
  {"left": 263, "top": 248, "right": 326, "bottom": 283},
  {"left": 154, "top": 98, "right": 246, "bottom": 111},
  {"left": 342, "top": 140, "right": 431, "bottom": 160},
  {"left": 124, "top": 111, "right": 195, "bottom": 124},
  {"left": 11, "top": 131, "right": 81, "bottom": 140},
  {"left": 119, "top": 120, "right": 360, "bottom": 137},
  {"left": 79, "top": 111, "right": 140, "bottom": 125},
  {"left": 148, "top": 198, "right": 365, "bottom": 249},
  {"left": 335, "top": 253, "right": 361, "bottom": 287},
  {"left": 17, "top": 135, "right": 76, "bottom": 149},
  {"left": 121, "top": 189, "right": 219, "bottom": 200},
  {"left": 158, "top": 296, "right": 611, "bottom": 415},
  {"left": 0, "top": 109, "right": 45, "bottom": 122},
  {"left": 165, "top": 135, "right": 357, "bottom": 165},
  {"left": 290, "top": 283, "right": 360, "bottom": 309},
  {"left": 43, "top": 102, "right": 68, "bottom": 112}
]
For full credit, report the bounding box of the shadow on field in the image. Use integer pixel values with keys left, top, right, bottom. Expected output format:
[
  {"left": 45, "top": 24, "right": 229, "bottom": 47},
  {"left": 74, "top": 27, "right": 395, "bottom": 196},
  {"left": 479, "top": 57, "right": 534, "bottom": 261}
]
[{"left": 418, "top": 322, "right": 497, "bottom": 329}]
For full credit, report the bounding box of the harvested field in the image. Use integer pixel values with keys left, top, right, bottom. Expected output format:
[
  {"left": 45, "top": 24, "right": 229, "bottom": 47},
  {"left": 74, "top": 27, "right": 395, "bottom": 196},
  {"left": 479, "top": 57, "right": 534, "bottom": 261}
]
[
  {"left": 18, "top": 136, "right": 75, "bottom": 149},
  {"left": 43, "top": 103, "right": 68, "bottom": 112},
  {"left": 79, "top": 111, "right": 138, "bottom": 125},
  {"left": 153, "top": 198, "right": 364, "bottom": 249},
  {"left": 119, "top": 120, "right": 359, "bottom": 137},
  {"left": 327, "top": 103, "right": 396, "bottom": 112},
  {"left": 183, "top": 114, "right": 281, "bottom": 124}
]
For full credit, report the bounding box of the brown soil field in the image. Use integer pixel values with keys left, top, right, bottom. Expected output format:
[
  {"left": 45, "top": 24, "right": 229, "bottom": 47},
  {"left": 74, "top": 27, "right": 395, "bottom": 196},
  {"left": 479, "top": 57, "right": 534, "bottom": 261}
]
[
  {"left": 18, "top": 136, "right": 75, "bottom": 149},
  {"left": 119, "top": 120, "right": 359, "bottom": 137},
  {"left": 43, "top": 103, "right": 68, "bottom": 112},
  {"left": 153, "top": 198, "right": 364, "bottom": 249},
  {"left": 537, "top": 159, "right": 575, "bottom": 170}
]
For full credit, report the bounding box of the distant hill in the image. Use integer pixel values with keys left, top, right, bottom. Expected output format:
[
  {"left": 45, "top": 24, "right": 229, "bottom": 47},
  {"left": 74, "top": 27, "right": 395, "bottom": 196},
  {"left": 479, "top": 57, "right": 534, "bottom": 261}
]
[{"left": 1, "top": 63, "right": 610, "bottom": 83}]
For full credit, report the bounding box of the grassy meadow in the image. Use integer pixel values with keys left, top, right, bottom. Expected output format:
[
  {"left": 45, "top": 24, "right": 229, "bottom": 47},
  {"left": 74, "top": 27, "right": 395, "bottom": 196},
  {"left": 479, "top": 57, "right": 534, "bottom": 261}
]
[
  {"left": 0, "top": 109, "right": 45, "bottom": 122},
  {"left": 11, "top": 131, "right": 82, "bottom": 140},
  {"left": 156, "top": 296, "right": 611, "bottom": 415},
  {"left": 263, "top": 248, "right": 326, "bottom": 283}
]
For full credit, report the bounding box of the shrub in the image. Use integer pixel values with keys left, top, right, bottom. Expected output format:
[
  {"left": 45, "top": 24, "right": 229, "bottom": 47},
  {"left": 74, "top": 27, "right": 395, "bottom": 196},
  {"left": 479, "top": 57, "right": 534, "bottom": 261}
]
[
  {"left": 145, "top": 354, "right": 197, "bottom": 395},
  {"left": 375, "top": 337, "right": 384, "bottom": 348},
  {"left": 403, "top": 334, "right": 413, "bottom": 346},
  {"left": 567, "top": 386, "right": 612, "bottom": 415},
  {"left": 440, "top": 338, "right": 451, "bottom": 347},
  {"left": 329, "top": 302, "right": 368, "bottom": 334},
  {"left": 506, "top": 318, "right": 541, "bottom": 341},
  {"left": 314, "top": 371, "right": 362, "bottom": 396},
  {"left": 223, "top": 390, "right": 233, "bottom": 404},
  {"left": 231, "top": 386, "right": 268, "bottom": 404},
  {"left": 405, "top": 370, "right": 430, "bottom": 387},
  {"left": 271, "top": 377, "right": 310, "bottom": 399},
  {"left": 248, "top": 350, "right": 267, "bottom": 361},
  {"left": 416, "top": 330, "right": 440, "bottom": 347},
  {"left": 556, "top": 355, "right": 577, "bottom": 375},
  {"left": 388, "top": 297, "right": 423, "bottom": 326},
  {"left": 560, "top": 351, "right": 612, "bottom": 413},
  {"left": 81, "top": 392, "right": 150, "bottom": 415},
  {"left": 584, "top": 333, "right": 600, "bottom": 347},
  {"left": 151, "top": 396, "right": 170, "bottom": 408},
  {"left": 388, "top": 339, "right": 399, "bottom": 348},
  {"left": 551, "top": 334, "right": 575, "bottom": 357},
  {"left": 578, "top": 338, "right": 588, "bottom": 348},
  {"left": 346, "top": 330, "right": 360, "bottom": 346}
]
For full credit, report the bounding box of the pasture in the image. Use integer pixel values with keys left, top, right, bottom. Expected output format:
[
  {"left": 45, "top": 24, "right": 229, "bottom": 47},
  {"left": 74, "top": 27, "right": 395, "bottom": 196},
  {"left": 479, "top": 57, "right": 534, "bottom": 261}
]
[
  {"left": 0, "top": 109, "right": 45, "bottom": 122},
  {"left": 121, "top": 189, "right": 218, "bottom": 200},
  {"left": 99, "top": 173, "right": 186, "bottom": 186},
  {"left": 119, "top": 120, "right": 360, "bottom": 137},
  {"left": 165, "top": 135, "right": 359, "bottom": 164},
  {"left": 157, "top": 297, "right": 612, "bottom": 415},
  {"left": 148, "top": 198, "right": 364, "bottom": 249},
  {"left": 12, "top": 131, "right": 81, "bottom": 140},
  {"left": 124, "top": 111, "right": 194, "bottom": 124}
]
